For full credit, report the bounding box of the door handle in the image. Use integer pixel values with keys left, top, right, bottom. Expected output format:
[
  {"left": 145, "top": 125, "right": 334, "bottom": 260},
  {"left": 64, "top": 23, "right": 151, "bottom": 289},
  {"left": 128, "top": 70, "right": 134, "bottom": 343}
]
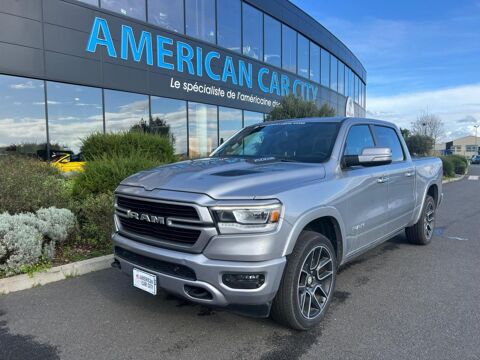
[
  {"left": 377, "top": 176, "right": 389, "bottom": 183},
  {"left": 405, "top": 171, "right": 415, "bottom": 177}
]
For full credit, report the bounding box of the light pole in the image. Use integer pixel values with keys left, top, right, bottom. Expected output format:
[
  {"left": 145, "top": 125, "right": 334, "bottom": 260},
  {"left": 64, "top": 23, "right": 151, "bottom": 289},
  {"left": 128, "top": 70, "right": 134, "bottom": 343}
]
[{"left": 474, "top": 124, "right": 479, "bottom": 154}]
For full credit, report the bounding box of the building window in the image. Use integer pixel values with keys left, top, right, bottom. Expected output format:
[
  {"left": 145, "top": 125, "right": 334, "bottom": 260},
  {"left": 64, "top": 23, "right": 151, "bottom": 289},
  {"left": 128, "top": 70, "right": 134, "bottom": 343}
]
[
  {"left": 338, "top": 61, "right": 345, "bottom": 95},
  {"left": 355, "top": 75, "right": 360, "bottom": 104},
  {"left": 243, "top": 111, "right": 263, "bottom": 127},
  {"left": 297, "top": 35, "right": 309, "bottom": 79},
  {"left": 320, "top": 49, "right": 330, "bottom": 88},
  {"left": 348, "top": 68, "right": 354, "bottom": 98},
  {"left": 309, "top": 42, "right": 320, "bottom": 83},
  {"left": 217, "top": 0, "right": 241, "bottom": 53},
  {"left": 0, "top": 75, "right": 46, "bottom": 157},
  {"left": 330, "top": 56, "right": 338, "bottom": 92},
  {"left": 46, "top": 82, "right": 103, "bottom": 154},
  {"left": 219, "top": 107, "right": 242, "bottom": 144},
  {"left": 101, "top": 0, "right": 146, "bottom": 21},
  {"left": 188, "top": 102, "right": 217, "bottom": 158},
  {"left": 264, "top": 15, "right": 281, "bottom": 67},
  {"left": 185, "top": 0, "right": 216, "bottom": 44},
  {"left": 282, "top": 25, "right": 297, "bottom": 73},
  {"left": 242, "top": 3, "right": 263, "bottom": 60},
  {"left": 148, "top": 0, "right": 184, "bottom": 33},
  {"left": 151, "top": 97, "right": 188, "bottom": 156},
  {"left": 466, "top": 145, "right": 478, "bottom": 152},
  {"left": 77, "top": 0, "right": 99, "bottom": 6},
  {"left": 104, "top": 90, "right": 148, "bottom": 132}
]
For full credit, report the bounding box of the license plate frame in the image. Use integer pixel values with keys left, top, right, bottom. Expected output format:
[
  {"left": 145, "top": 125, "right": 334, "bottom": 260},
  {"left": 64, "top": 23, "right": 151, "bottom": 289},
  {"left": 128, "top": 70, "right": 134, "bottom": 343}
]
[{"left": 133, "top": 268, "right": 157, "bottom": 295}]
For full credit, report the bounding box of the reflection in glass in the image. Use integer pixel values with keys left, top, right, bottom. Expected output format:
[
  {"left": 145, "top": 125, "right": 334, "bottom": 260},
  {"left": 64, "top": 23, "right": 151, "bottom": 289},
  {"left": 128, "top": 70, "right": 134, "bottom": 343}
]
[
  {"left": 47, "top": 82, "right": 103, "bottom": 154},
  {"left": 338, "top": 61, "right": 345, "bottom": 95},
  {"left": 348, "top": 68, "right": 354, "bottom": 98},
  {"left": 217, "top": 0, "right": 241, "bottom": 53},
  {"left": 309, "top": 42, "right": 320, "bottom": 83},
  {"left": 297, "top": 35, "right": 309, "bottom": 79},
  {"left": 104, "top": 90, "right": 149, "bottom": 133},
  {"left": 243, "top": 111, "right": 263, "bottom": 127},
  {"left": 321, "top": 49, "right": 330, "bottom": 88},
  {"left": 188, "top": 102, "right": 217, "bottom": 158},
  {"left": 330, "top": 56, "right": 338, "bottom": 92},
  {"left": 242, "top": 3, "right": 263, "bottom": 60},
  {"left": 185, "top": 0, "right": 216, "bottom": 44},
  {"left": 282, "top": 25, "right": 297, "bottom": 73},
  {"left": 264, "top": 15, "right": 281, "bottom": 67},
  {"left": 151, "top": 97, "right": 187, "bottom": 156},
  {"left": 0, "top": 75, "right": 46, "bottom": 157},
  {"left": 219, "top": 107, "right": 242, "bottom": 144},
  {"left": 148, "top": 0, "right": 184, "bottom": 33},
  {"left": 101, "top": 0, "right": 146, "bottom": 21}
]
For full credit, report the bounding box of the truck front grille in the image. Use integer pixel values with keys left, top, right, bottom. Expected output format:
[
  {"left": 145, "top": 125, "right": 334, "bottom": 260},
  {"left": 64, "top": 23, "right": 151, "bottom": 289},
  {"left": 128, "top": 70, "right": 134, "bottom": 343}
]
[{"left": 115, "top": 195, "right": 205, "bottom": 247}]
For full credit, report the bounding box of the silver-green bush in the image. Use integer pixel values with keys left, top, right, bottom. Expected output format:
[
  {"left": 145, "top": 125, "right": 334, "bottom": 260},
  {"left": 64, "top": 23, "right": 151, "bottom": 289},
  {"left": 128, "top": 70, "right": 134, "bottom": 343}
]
[{"left": 0, "top": 207, "right": 76, "bottom": 276}]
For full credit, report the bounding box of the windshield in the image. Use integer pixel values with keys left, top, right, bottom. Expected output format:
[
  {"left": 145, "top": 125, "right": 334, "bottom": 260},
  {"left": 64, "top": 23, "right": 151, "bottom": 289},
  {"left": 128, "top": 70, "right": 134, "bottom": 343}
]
[{"left": 213, "top": 121, "right": 340, "bottom": 163}]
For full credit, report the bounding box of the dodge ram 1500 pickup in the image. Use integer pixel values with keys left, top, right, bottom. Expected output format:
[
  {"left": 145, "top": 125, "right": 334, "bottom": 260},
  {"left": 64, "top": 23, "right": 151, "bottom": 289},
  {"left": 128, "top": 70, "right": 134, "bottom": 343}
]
[{"left": 112, "top": 117, "right": 443, "bottom": 330}]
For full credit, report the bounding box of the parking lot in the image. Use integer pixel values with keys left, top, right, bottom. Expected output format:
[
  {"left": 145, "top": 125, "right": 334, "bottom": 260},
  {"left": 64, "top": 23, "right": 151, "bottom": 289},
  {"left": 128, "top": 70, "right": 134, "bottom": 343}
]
[{"left": 1, "top": 166, "right": 479, "bottom": 360}]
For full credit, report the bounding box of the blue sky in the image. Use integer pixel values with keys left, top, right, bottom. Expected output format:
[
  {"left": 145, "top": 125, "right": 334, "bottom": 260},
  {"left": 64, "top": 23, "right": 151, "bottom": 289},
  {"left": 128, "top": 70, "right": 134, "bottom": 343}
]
[{"left": 292, "top": 0, "right": 480, "bottom": 140}]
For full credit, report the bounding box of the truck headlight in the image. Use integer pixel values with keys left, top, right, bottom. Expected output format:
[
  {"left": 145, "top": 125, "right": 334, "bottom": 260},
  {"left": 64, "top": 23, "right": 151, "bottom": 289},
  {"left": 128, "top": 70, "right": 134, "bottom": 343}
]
[{"left": 211, "top": 204, "right": 282, "bottom": 234}]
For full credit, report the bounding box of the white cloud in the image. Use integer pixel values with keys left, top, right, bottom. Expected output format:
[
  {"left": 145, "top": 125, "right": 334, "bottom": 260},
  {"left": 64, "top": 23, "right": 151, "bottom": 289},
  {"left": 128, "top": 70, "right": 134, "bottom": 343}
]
[
  {"left": 9, "top": 81, "right": 37, "bottom": 90},
  {"left": 367, "top": 83, "right": 480, "bottom": 141}
]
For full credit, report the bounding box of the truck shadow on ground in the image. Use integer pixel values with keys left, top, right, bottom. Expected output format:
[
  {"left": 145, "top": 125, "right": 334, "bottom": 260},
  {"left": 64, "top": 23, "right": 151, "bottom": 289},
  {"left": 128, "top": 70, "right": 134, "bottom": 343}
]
[{"left": 0, "top": 310, "right": 60, "bottom": 360}]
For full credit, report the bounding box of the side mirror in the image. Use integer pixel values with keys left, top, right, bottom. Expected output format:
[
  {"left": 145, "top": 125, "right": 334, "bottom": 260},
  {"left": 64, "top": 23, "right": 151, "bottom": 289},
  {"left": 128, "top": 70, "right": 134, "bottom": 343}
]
[{"left": 344, "top": 147, "right": 392, "bottom": 167}]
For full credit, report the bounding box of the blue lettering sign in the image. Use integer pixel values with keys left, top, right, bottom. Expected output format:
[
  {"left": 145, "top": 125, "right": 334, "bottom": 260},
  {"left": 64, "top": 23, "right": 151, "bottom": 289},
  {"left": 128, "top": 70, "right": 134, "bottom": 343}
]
[
  {"left": 205, "top": 51, "right": 221, "bottom": 81},
  {"left": 156, "top": 35, "right": 174, "bottom": 70},
  {"left": 177, "top": 42, "right": 195, "bottom": 75},
  {"left": 258, "top": 68, "right": 269, "bottom": 93},
  {"left": 121, "top": 25, "right": 153, "bottom": 65},
  {"left": 86, "top": 17, "right": 117, "bottom": 57}
]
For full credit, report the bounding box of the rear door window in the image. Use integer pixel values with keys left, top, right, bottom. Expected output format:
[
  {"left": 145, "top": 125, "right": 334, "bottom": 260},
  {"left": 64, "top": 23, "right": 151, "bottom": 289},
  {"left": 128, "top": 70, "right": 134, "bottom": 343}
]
[{"left": 344, "top": 125, "right": 375, "bottom": 156}]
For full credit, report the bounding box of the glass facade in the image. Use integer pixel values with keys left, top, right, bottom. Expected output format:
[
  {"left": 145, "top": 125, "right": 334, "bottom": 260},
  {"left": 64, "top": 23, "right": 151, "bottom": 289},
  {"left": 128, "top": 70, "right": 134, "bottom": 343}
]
[
  {"left": 104, "top": 90, "right": 149, "bottom": 132},
  {"left": 297, "top": 35, "right": 309, "bottom": 79},
  {"left": 320, "top": 49, "right": 330, "bottom": 88},
  {"left": 0, "top": 75, "right": 46, "bottom": 156},
  {"left": 185, "top": 0, "right": 216, "bottom": 44},
  {"left": 101, "top": 0, "right": 146, "bottom": 21},
  {"left": 151, "top": 97, "right": 188, "bottom": 156},
  {"left": 309, "top": 42, "right": 320, "bottom": 83},
  {"left": 46, "top": 82, "right": 103, "bottom": 154},
  {"left": 148, "top": 0, "right": 184, "bottom": 33},
  {"left": 219, "top": 107, "right": 242, "bottom": 144},
  {"left": 76, "top": 0, "right": 366, "bottom": 106},
  {"left": 264, "top": 15, "right": 281, "bottom": 67},
  {"left": 188, "top": 102, "right": 218, "bottom": 158},
  {"left": 244, "top": 111, "right": 263, "bottom": 127},
  {"left": 282, "top": 25, "right": 297, "bottom": 73},
  {"left": 217, "top": 0, "right": 241, "bottom": 53},
  {"left": 242, "top": 3, "right": 263, "bottom": 60}
]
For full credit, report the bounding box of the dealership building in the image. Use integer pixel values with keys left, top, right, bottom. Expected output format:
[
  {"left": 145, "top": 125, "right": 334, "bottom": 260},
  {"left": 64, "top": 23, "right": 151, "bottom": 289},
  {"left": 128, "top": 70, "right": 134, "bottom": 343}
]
[{"left": 0, "top": 0, "right": 366, "bottom": 158}]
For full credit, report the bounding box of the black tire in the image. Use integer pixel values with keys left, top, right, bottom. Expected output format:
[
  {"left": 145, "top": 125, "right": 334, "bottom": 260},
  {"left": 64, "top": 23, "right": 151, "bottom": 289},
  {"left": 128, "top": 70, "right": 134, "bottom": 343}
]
[
  {"left": 405, "top": 195, "right": 436, "bottom": 245},
  {"left": 271, "top": 231, "right": 337, "bottom": 330}
]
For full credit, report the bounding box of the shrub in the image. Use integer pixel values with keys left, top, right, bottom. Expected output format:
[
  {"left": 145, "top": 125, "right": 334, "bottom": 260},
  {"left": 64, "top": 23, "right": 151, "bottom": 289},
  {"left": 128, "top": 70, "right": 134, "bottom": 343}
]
[
  {"left": 0, "top": 156, "right": 70, "bottom": 214},
  {"left": 266, "top": 94, "right": 335, "bottom": 121},
  {"left": 81, "top": 131, "right": 176, "bottom": 163},
  {"left": 449, "top": 155, "right": 468, "bottom": 175},
  {"left": 405, "top": 135, "right": 434, "bottom": 156},
  {"left": 0, "top": 208, "right": 76, "bottom": 276},
  {"left": 72, "top": 151, "right": 162, "bottom": 198},
  {"left": 440, "top": 157, "right": 455, "bottom": 177},
  {"left": 73, "top": 192, "right": 114, "bottom": 250}
]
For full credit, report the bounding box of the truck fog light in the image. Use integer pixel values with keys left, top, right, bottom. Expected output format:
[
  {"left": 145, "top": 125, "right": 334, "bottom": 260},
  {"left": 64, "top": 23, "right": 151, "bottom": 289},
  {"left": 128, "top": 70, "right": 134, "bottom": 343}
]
[{"left": 222, "top": 273, "right": 265, "bottom": 289}]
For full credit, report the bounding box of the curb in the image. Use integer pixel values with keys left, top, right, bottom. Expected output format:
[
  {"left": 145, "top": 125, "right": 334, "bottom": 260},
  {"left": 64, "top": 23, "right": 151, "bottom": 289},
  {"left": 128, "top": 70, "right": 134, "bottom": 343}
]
[
  {"left": 442, "top": 174, "right": 466, "bottom": 184},
  {"left": 0, "top": 254, "right": 113, "bottom": 295}
]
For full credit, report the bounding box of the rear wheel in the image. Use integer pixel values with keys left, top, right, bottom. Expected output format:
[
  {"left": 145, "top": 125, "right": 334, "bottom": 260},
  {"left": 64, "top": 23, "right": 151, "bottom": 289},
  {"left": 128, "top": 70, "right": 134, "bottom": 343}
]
[
  {"left": 406, "top": 195, "right": 436, "bottom": 245},
  {"left": 271, "top": 231, "right": 337, "bottom": 330}
]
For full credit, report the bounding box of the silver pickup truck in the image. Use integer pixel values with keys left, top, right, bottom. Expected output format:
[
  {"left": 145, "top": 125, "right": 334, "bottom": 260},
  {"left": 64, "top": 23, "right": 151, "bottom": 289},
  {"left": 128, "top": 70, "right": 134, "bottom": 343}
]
[{"left": 112, "top": 117, "right": 443, "bottom": 330}]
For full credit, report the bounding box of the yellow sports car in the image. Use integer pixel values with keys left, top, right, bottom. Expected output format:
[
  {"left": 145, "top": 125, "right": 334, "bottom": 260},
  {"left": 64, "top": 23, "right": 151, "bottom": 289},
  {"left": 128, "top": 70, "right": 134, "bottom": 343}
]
[{"left": 51, "top": 153, "right": 85, "bottom": 173}]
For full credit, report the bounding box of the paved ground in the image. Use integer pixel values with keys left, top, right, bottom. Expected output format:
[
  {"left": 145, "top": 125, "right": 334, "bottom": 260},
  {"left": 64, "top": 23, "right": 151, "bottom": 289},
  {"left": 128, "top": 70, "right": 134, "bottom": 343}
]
[{"left": 1, "top": 166, "right": 480, "bottom": 360}]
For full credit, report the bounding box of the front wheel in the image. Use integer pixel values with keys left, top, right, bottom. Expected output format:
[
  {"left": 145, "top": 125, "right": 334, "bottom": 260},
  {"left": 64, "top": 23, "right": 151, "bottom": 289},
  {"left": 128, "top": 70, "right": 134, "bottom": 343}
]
[
  {"left": 405, "top": 195, "right": 436, "bottom": 245},
  {"left": 271, "top": 231, "right": 337, "bottom": 330}
]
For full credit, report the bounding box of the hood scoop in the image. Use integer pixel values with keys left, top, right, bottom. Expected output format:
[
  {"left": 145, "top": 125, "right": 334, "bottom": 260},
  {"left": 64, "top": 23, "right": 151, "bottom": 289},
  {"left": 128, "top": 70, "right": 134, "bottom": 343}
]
[{"left": 212, "top": 169, "right": 261, "bottom": 177}]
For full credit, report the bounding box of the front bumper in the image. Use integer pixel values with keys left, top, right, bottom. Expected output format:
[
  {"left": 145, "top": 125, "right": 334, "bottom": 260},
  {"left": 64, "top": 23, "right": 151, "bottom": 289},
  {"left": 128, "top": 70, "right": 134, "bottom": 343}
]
[{"left": 112, "top": 233, "right": 286, "bottom": 308}]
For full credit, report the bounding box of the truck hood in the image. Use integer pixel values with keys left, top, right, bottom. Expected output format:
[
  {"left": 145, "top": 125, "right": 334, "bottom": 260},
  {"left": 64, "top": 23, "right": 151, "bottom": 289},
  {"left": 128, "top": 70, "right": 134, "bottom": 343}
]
[{"left": 120, "top": 157, "right": 326, "bottom": 199}]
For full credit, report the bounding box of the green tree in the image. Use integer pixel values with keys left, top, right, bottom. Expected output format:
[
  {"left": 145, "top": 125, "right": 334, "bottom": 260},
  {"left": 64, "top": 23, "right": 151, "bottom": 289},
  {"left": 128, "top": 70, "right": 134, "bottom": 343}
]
[
  {"left": 266, "top": 94, "right": 335, "bottom": 121},
  {"left": 405, "top": 135, "right": 434, "bottom": 156},
  {"left": 400, "top": 128, "right": 411, "bottom": 140}
]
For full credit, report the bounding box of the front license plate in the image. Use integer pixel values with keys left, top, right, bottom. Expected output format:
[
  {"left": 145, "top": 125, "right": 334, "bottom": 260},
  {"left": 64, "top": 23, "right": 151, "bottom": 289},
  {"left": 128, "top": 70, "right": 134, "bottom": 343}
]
[{"left": 133, "top": 268, "right": 157, "bottom": 295}]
